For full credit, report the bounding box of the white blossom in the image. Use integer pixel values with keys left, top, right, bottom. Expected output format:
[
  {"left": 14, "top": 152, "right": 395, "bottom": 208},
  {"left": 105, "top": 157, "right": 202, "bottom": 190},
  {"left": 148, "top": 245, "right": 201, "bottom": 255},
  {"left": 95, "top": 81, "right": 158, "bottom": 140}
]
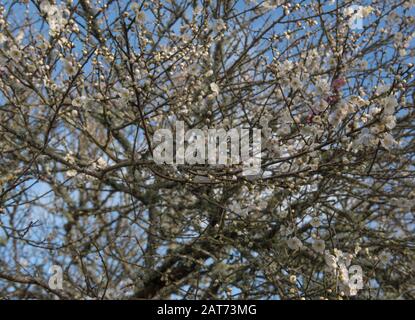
[
  {"left": 381, "top": 133, "right": 397, "bottom": 150},
  {"left": 379, "top": 251, "right": 392, "bottom": 265},
  {"left": 72, "top": 96, "right": 88, "bottom": 108},
  {"left": 66, "top": 169, "right": 77, "bottom": 178},
  {"left": 8, "top": 46, "right": 22, "bottom": 61},
  {"left": 312, "top": 239, "right": 325, "bottom": 253},
  {"left": 63, "top": 58, "right": 77, "bottom": 76},
  {"left": 310, "top": 217, "right": 321, "bottom": 228},
  {"left": 287, "top": 237, "right": 303, "bottom": 251},
  {"left": 325, "top": 252, "right": 338, "bottom": 270},
  {"left": 315, "top": 78, "right": 330, "bottom": 95},
  {"left": 382, "top": 96, "right": 398, "bottom": 115},
  {"left": 210, "top": 82, "right": 220, "bottom": 96}
]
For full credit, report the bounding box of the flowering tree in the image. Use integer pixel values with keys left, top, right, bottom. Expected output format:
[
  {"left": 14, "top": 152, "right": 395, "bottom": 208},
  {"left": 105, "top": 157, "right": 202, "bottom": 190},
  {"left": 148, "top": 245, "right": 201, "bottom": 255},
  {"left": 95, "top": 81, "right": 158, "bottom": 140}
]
[{"left": 0, "top": 0, "right": 414, "bottom": 300}]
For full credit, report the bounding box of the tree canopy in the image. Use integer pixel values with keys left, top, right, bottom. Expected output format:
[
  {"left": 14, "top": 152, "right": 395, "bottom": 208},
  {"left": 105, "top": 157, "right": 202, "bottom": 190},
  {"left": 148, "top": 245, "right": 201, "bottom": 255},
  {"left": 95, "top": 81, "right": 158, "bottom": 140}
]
[{"left": 0, "top": 0, "right": 414, "bottom": 299}]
